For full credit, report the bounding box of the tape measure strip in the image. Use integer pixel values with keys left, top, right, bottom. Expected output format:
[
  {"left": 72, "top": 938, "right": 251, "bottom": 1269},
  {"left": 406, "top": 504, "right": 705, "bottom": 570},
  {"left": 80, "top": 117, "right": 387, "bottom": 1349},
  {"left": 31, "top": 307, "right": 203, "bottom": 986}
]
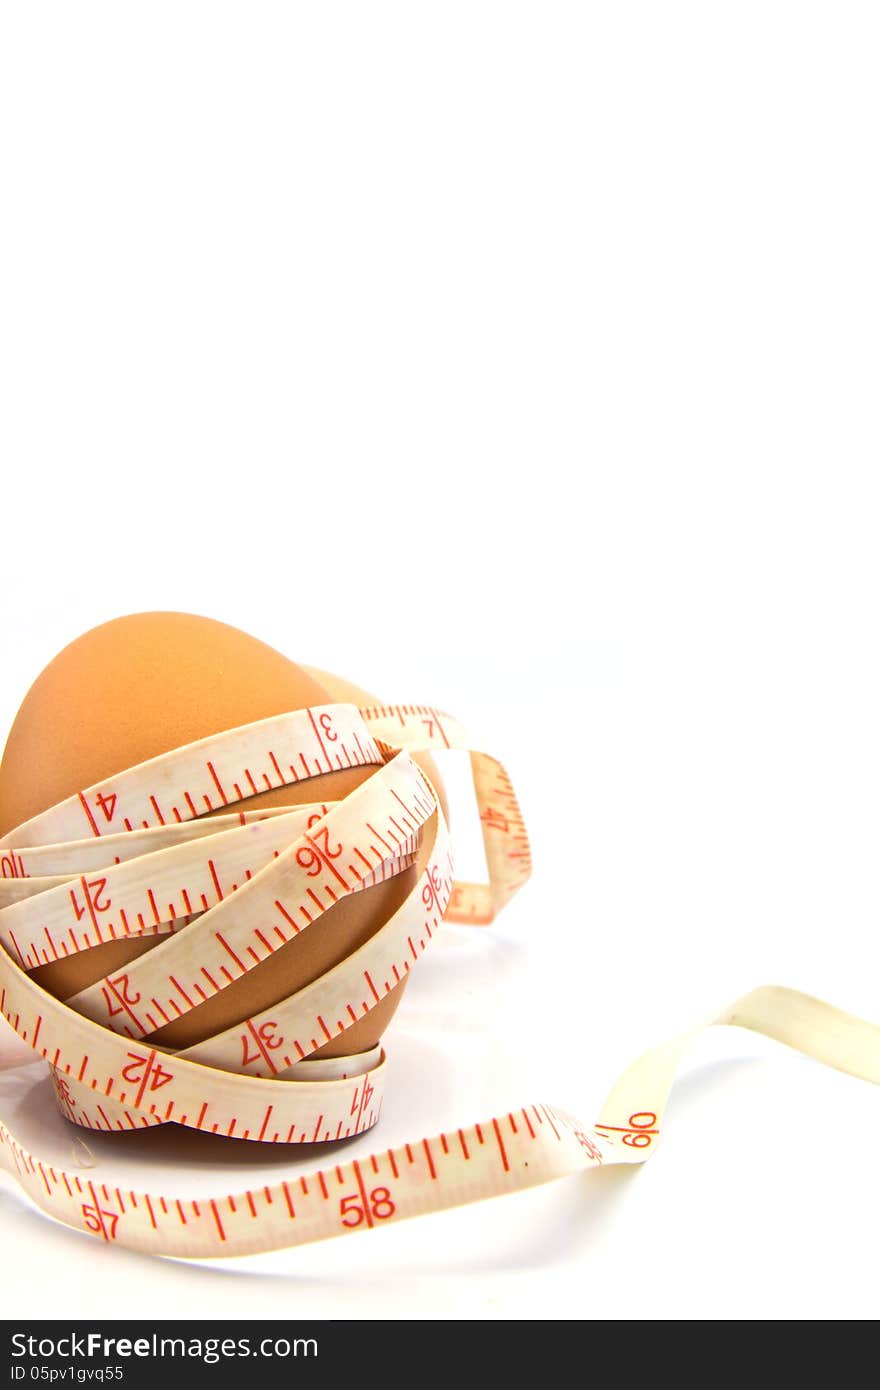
[
  {"left": 0, "top": 699, "right": 526, "bottom": 1187},
  {"left": 0, "top": 703, "right": 476, "bottom": 1148},
  {"left": 45, "top": 808, "right": 454, "bottom": 1138},
  {"left": 0, "top": 700, "right": 877, "bottom": 1258},
  {"left": 359, "top": 706, "right": 531, "bottom": 922},
  {"left": 0, "top": 807, "right": 418, "bottom": 965},
  {"left": 64, "top": 753, "right": 433, "bottom": 1039},
  {"left": 2, "top": 983, "right": 877, "bottom": 1257},
  {"left": 0, "top": 704, "right": 382, "bottom": 851}
]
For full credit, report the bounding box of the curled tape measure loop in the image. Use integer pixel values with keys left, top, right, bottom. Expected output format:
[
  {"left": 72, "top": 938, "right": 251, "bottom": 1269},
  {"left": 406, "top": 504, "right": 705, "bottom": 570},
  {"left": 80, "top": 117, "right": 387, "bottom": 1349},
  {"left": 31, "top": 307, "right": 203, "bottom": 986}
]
[{"left": 0, "top": 700, "right": 878, "bottom": 1257}]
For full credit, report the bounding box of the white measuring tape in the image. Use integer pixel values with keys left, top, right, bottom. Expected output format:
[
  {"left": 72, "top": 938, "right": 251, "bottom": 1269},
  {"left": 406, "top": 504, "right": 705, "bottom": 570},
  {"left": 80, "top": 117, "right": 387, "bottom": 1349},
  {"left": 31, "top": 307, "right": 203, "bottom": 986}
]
[{"left": 0, "top": 699, "right": 877, "bottom": 1256}]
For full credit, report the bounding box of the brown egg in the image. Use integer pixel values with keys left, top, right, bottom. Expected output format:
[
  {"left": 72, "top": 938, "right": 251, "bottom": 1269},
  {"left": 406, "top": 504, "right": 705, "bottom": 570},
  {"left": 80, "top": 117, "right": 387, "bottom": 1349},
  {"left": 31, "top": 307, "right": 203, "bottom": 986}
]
[{"left": 0, "top": 612, "right": 446, "bottom": 1062}]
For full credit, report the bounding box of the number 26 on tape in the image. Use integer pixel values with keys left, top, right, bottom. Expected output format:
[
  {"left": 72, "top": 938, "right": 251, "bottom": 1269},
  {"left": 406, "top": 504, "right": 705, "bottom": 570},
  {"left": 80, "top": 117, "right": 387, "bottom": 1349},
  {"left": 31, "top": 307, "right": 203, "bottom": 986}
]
[
  {"left": 339, "top": 1186, "right": 395, "bottom": 1228},
  {"left": 297, "top": 827, "right": 342, "bottom": 875}
]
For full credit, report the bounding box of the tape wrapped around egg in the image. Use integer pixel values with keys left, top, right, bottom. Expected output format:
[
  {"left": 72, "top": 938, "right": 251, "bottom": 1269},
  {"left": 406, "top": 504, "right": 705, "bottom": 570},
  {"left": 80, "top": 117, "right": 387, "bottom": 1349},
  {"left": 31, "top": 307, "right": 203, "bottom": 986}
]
[
  {"left": 2, "top": 614, "right": 877, "bottom": 1262},
  {"left": 0, "top": 613, "right": 485, "bottom": 1140}
]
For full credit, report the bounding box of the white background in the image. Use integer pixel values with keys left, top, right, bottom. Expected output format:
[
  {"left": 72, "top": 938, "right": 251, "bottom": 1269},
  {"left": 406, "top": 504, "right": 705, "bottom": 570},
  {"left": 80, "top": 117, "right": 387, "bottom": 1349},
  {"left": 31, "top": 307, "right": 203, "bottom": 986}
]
[{"left": 1, "top": 2, "right": 879, "bottom": 1320}]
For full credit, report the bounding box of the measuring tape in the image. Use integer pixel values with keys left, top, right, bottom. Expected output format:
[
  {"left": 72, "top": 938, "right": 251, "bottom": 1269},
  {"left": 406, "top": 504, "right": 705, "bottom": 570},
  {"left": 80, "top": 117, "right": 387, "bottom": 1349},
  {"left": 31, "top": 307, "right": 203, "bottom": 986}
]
[{"left": 0, "top": 698, "right": 878, "bottom": 1257}]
